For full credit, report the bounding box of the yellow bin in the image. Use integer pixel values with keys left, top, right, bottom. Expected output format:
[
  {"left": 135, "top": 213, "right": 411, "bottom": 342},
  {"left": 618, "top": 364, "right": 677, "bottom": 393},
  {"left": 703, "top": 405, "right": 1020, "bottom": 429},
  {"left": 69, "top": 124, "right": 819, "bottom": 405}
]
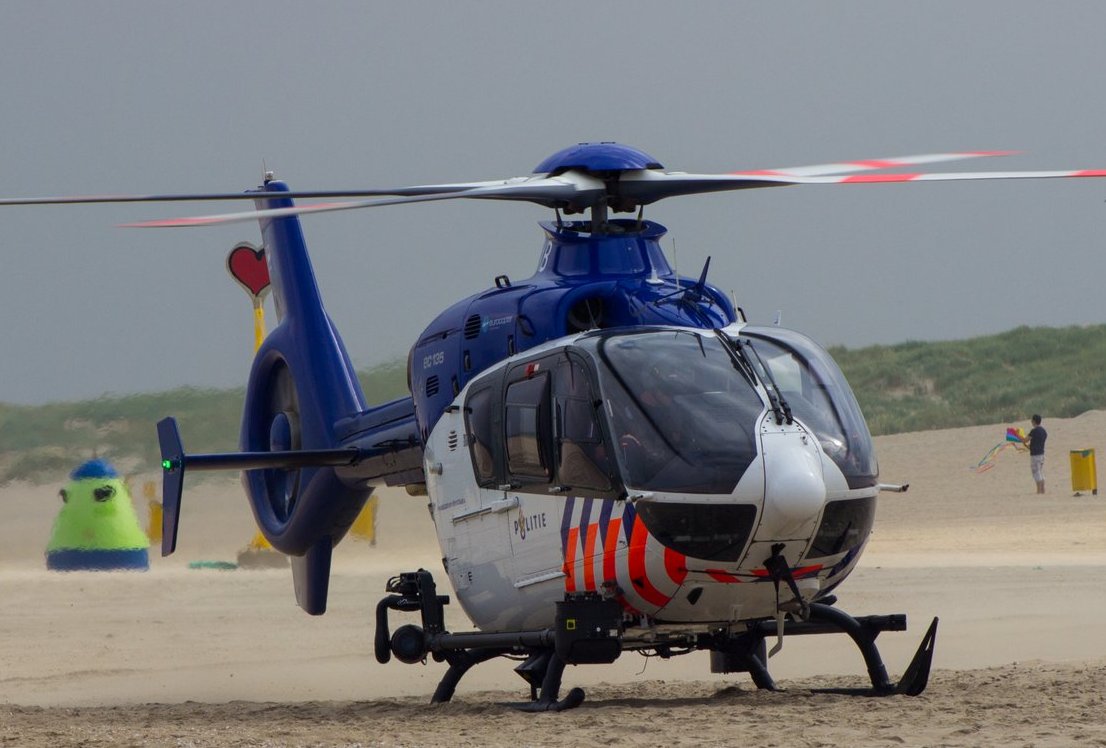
[{"left": 1069, "top": 449, "right": 1097, "bottom": 495}]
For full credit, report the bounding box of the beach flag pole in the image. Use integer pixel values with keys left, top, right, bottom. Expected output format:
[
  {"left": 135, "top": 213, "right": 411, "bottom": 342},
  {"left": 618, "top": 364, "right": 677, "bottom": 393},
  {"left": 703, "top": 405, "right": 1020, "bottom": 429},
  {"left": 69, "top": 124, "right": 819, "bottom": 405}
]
[
  {"left": 226, "top": 242, "right": 285, "bottom": 561},
  {"left": 226, "top": 241, "right": 378, "bottom": 552}
]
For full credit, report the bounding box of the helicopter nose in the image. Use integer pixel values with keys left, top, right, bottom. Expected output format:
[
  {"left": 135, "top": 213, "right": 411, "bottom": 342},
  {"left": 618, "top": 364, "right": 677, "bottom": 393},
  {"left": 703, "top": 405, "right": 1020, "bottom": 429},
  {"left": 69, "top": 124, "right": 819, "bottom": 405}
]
[{"left": 760, "top": 431, "right": 826, "bottom": 538}]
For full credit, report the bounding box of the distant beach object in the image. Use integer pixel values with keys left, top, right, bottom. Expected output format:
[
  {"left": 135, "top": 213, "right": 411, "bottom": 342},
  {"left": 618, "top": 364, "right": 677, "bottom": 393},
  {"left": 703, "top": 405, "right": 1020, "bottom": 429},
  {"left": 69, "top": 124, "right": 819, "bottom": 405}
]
[
  {"left": 1069, "top": 449, "right": 1097, "bottom": 495},
  {"left": 226, "top": 241, "right": 272, "bottom": 350},
  {"left": 350, "top": 493, "right": 378, "bottom": 544},
  {"left": 144, "top": 480, "right": 162, "bottom": 543},
  {"left": 972, "top": 427, "right": 1027, "bottom": 473},
  {"left": 45, "top": 459, "right": 150, "bottom": 571},
  {"left": 188, "top": 560, "right": 238, "bottom": 570}
]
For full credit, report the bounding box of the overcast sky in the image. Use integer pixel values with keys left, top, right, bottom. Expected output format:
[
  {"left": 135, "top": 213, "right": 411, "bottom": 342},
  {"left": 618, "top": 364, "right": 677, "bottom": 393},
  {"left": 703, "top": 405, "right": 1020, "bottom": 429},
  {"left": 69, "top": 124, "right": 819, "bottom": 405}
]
[{"left": 3, "top": 2, "right": 1106, "bottom": 405}]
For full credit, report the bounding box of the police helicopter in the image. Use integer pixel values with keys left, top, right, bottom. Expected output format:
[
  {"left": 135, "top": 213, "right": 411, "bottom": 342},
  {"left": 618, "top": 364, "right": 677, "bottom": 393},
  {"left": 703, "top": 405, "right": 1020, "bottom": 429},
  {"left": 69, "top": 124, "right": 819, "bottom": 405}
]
[{"left": 5, "top": 142, "right": 1105, "bottom": 711}]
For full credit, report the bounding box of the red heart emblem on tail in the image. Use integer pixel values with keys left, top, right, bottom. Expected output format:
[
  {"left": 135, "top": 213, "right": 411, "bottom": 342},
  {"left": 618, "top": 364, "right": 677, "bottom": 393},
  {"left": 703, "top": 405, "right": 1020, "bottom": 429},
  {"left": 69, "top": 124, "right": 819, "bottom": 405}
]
[{"left": 227, "top": 242, "right": 270, "bottom": 298}]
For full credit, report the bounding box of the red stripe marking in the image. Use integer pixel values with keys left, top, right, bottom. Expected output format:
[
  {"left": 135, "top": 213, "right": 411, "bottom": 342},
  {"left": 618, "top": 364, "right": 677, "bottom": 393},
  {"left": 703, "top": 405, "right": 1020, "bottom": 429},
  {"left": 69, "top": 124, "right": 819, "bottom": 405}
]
[
  {"left": 1074, "top": 170, "right": 1106, "bottom": 177},
  {"left": 664, "top": 547, "right": 688, "bottom": 586},
  {"left": 123, "top": 216, "right": 227, "bottom": 227},
  {"left": 840, "top": 173, "right": 922, "bottom": 183},
  {"left": 564, "top": 527, "right": 579, "bottom": 593},
  {"left": 704, "top": 568, "right": 742, "bottom": 584},
  {"left": 583, "top": 523, "right": 599, "bottom": 592},
  {"left": 850, "top": 159, "right": 898, "bottom": 169},
  {"left": 628, "top": 518, "right": 670, "bottom": 608},
  {"left": 603, "top": 517, "right": 621, "bottom": 584}
]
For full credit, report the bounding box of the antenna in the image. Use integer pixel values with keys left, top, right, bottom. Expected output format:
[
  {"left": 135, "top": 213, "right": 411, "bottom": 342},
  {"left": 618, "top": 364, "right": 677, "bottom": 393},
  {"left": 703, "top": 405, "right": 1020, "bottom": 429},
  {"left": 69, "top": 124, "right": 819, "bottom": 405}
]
[
  {"left": 672, "top": 237, "right": 679, "bottom": 290},
  {"left": 774, "top": 310, "right": 782, "bottom": 326}
]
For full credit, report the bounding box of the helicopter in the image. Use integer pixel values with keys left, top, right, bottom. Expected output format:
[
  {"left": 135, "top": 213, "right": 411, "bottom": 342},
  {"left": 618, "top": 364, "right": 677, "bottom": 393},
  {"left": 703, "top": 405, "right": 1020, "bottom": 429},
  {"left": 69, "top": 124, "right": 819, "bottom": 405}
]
[{"left": 5, "top": 142, "right": 1105, "bottom": 711}]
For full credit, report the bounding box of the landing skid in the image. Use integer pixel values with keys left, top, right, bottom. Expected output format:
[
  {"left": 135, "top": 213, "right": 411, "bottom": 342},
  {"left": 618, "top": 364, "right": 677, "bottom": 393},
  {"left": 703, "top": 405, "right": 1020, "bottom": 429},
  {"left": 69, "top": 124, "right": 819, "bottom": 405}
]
[
  {"left": 374, "top": 570, "right": 937, "bottom": 711},
  {"left": 432, "top": 648, "right": 585, "bottom": 711},
  {"left": 712, "top": 601, "right": 939, "bottom": 696}
]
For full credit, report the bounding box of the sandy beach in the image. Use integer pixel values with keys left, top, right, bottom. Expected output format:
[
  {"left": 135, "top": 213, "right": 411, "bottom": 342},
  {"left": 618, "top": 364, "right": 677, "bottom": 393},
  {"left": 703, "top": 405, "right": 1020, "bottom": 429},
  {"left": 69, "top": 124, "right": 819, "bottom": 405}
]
[{"left": 3, "top": 412, "right": 1106, "bottom": 746}]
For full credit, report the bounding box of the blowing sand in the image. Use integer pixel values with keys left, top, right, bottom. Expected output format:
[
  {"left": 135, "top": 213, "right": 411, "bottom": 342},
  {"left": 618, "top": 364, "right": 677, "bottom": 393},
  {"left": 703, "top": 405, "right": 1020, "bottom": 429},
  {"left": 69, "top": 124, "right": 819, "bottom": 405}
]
[{"left": 3, "top": 413, "right": 1106, "bottom": 746}]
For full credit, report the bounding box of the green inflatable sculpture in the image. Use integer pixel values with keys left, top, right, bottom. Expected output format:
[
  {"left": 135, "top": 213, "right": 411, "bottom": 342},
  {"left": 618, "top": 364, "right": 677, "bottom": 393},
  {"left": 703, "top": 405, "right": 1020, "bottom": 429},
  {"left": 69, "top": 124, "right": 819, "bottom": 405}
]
[{"left": 45, "top": 459, "right": 150, "bottom": 571}]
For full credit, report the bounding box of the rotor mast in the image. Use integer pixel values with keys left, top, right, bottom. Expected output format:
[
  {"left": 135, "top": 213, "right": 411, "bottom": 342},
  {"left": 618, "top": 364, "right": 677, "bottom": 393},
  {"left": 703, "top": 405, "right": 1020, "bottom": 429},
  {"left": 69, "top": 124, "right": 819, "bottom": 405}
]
[{"left": 589, "top": 199, "right": 609, "bottom": 234}]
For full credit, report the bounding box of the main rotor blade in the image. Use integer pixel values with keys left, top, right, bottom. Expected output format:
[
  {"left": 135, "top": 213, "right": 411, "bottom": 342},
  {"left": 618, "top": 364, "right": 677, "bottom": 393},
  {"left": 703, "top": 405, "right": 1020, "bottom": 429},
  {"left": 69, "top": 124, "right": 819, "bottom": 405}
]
[
  {"left": 121, "top": 175, "right": 605, "bottom": 228},
  {"left": 616, "top": 167, "right": 1106, "bottom": 204},
  {"left": 0, "top": 182, "right": 511, "bottom": 207},
  {"left": 0, "top": 153, "right": 1015, "bottom": 208},
  {"left": 738, "top": 150, "right": 1018, "bottom": 178},
  {"left": 123, "top": 166, "right": 1106, "bottom": 228}
]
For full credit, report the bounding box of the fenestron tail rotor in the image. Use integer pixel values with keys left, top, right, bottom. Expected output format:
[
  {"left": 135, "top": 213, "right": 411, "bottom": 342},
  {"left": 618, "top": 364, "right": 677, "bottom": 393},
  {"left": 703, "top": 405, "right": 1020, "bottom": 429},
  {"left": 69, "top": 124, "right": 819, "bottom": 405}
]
[{"left": 262, "top": 359, "right": 302, "bottom": 523}]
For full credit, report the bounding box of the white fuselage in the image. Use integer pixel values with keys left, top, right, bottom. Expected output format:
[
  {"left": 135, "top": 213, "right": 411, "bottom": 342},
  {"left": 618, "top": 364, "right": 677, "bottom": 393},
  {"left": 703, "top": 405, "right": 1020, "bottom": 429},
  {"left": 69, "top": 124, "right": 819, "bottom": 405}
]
[{"left": 421, "top": 326, "right": 878, "bottom": 640}]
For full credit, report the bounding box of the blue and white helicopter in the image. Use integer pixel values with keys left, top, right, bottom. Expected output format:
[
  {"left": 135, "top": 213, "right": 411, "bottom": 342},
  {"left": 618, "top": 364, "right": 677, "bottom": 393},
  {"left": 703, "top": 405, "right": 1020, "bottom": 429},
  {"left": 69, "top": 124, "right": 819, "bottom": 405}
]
[{"left": 6, "top": 143, "right": 1105, "bottom": 710}]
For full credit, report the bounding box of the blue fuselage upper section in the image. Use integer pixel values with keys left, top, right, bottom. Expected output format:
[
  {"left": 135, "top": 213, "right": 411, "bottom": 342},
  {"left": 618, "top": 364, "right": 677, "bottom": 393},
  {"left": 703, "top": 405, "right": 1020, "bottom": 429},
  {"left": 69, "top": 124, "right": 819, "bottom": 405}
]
[{"left": 409, "top": 219, "right": 737, "bottom": 440}]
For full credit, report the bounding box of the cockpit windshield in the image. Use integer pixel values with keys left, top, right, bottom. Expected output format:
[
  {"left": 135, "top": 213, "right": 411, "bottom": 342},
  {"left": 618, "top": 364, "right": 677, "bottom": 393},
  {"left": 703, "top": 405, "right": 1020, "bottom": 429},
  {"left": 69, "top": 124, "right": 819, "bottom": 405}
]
[
  {"left": 577, "top": 330, "right": 763, "bottom": 494},
  {"left": 738, "top": 326, "right": 878, "bottom": 488}
]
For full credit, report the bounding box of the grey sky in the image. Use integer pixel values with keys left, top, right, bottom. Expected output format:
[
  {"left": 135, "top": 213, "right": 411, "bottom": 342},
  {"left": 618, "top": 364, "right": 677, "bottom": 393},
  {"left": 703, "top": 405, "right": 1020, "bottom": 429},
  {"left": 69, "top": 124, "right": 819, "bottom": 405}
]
[{"left": 3, "top": 2, "right": 1105, "bottom": 405}]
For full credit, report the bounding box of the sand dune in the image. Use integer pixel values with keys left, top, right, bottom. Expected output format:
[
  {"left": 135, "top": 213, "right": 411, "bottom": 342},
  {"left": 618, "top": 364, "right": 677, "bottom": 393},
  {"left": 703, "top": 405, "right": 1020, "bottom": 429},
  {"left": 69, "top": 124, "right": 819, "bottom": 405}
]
[{"left": 3, "top": 412, "right": 1106, "bottom": 746}]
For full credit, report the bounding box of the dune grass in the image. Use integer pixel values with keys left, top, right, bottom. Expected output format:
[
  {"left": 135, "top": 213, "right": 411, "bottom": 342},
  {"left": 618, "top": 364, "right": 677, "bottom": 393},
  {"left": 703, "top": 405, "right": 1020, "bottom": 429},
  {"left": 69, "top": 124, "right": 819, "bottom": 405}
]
[
  {"left": 0, "top": 360, "right": 408, "bottom": 484},
  {"left": 831, "top": 324, "right": 1106, "bottom": 435}
]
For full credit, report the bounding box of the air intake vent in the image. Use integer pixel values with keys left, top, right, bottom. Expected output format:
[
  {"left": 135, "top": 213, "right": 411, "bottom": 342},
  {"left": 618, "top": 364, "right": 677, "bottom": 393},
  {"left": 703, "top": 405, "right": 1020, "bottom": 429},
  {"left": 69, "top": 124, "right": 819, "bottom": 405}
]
[
  {"left": 426, "top": 375, "right": 440, "bottom": 397},
  {"left": 448, "top": 430, "right": 459, "bottom": 451},
  {"left": 464, "top": 314, "right": 482, "bottom": 339}
]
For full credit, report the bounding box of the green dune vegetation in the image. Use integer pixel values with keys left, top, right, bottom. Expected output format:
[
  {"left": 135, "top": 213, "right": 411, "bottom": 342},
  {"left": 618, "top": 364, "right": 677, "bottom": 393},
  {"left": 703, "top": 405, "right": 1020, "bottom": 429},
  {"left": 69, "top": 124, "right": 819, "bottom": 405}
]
[
  {"left": 2, "top": 325, "right": 1104, "bottom": 485},
  {"left": 0, "top": 360, "right": 409, "bottom": 485},
  {"left": 830, "top": 324, "right": 1106, "bottom": 435}
]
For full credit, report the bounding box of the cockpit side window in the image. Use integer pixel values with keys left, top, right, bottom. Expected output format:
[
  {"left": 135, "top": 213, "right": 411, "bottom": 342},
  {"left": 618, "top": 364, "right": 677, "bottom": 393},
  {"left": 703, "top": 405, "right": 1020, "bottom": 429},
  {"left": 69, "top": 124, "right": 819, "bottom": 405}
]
[
  {"left": 504, "top": 372, "right": 552, "bottom": 481},
  {"left": 554, "top": 359, "right": 614, "bottom": 493},
  {"left": 465, "top": 386, "right": 498, "bottom": 486}
]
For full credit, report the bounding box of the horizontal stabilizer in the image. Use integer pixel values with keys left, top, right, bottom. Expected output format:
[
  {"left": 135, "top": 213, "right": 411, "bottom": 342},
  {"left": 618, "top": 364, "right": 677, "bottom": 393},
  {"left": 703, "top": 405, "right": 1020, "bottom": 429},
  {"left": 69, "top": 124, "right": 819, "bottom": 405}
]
[{"left": 155, "top": 414, "right": 364, "bottom": 557}]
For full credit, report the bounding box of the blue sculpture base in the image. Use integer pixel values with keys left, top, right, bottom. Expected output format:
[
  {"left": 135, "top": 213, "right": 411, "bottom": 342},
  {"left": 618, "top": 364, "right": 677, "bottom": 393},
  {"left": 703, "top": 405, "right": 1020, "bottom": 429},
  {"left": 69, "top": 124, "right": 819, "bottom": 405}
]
[{"left": 46, "top": 547, "right": 150, "bottom": 571}]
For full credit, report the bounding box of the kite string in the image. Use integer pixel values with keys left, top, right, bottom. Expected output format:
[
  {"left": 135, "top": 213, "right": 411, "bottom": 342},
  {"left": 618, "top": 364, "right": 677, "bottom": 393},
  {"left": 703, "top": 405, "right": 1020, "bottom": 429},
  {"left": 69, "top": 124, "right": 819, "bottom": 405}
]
[{"left": 972, "top": 427, "right": 1028, "bottom": 473}]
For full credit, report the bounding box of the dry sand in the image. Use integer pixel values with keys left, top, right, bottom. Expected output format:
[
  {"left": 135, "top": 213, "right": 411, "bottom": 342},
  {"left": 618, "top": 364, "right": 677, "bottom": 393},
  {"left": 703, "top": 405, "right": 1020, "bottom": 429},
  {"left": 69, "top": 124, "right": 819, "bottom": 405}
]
[{"left": 3, "top": 412, "right": 1106, "bottom": 746}]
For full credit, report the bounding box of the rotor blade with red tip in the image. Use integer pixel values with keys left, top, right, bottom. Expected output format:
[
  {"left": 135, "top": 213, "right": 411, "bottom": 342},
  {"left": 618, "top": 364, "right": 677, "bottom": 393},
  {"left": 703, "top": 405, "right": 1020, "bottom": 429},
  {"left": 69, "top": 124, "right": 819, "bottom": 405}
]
[
  {"left": 615, "top": 167, "right": 1106, "bottom": 204},
  {"left": 0, "top": 152, "right": 1017, "bottom": 209},
  {"left": 123, "top": 166, "right": 1106, "bottom": 227},
  {"left": 811, "top": 168, "right": 1106, "bottom": 183},
  {"left": 734, "top": 150, "right": 1018, "bottom": 177}
]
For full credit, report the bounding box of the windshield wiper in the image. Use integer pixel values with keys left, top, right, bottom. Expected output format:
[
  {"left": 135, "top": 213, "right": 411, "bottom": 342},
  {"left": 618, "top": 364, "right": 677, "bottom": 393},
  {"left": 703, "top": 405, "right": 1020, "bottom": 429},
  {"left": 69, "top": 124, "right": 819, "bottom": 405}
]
[
  {"left": 721, "top": 334, "right": 792, "bottom": 425},
  {"left": 747, "top": 342, "right": 793, "bottom": 425},
  {"left": 716, "top": 330, "right": 756, "bottom": 385}
]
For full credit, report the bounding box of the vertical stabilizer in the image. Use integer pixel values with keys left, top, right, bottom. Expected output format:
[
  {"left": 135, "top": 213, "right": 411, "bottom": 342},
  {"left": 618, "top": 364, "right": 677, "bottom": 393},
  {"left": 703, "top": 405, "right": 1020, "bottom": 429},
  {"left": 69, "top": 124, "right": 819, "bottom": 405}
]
[{"left": 238, "top": 180, "right": 371, "bottom": 613}]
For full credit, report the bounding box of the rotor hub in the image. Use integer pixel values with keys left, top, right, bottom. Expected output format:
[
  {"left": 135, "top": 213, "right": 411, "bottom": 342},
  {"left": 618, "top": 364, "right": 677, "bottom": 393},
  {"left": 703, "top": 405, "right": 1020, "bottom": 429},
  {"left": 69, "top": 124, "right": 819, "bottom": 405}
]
[{"left": 534, "top": 142, "right": 663, "bottom": 176}]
